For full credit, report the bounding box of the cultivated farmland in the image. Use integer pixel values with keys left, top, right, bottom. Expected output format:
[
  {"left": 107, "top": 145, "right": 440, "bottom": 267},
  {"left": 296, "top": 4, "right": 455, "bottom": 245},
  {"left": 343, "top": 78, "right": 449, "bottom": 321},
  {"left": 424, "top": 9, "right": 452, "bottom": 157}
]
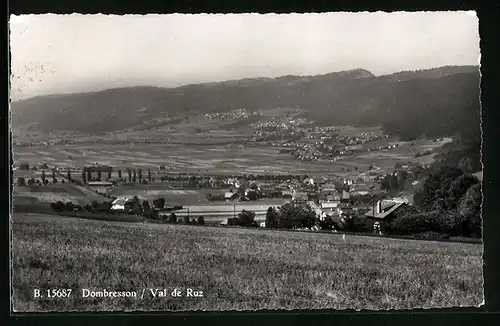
[{"left": 11, "top": 213, "right": 483, "bottom": 312}]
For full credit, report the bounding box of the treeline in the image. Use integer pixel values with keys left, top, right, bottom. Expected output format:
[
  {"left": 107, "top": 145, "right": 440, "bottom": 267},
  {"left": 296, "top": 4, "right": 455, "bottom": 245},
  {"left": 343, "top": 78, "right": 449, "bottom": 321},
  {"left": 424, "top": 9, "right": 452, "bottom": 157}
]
[{"left": 391, "top": 166, "right": 482, "bottom": 238}]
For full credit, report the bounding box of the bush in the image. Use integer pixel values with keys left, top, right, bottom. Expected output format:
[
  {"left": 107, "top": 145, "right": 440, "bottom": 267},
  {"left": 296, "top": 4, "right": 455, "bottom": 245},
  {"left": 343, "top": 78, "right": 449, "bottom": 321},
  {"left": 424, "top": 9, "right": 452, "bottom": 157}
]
[
  {"left": 197, "top": 216, "right": 205, "bottom": 225},
  {"left": 389, "top": 210, "right": 462, "bottom": 236},
  {"left": 153, "top": 198, "right": 165, "bottom": 209},
  {"left": 84, "top": 204, "right": 94, "bottom": 212},
  {"left": 168, "top": 213, "right": 177, "bottom": 224},
  {"left": 344, "top": 215, "right": 374, "bottom": 233},
  {"left": 237, "top": 210, "right": 257, "bottom": 227},
  {"left": 50, "top": 201, "right": 65, "bottom": 212},
  {"left": 64, "top": 202, "right": 75, "bottom": 211},
  {"left": 17, "top": 177, "right": 26, "bottom": 186},
  {"left": 144, "top": 208, "right": 159, "bottom": 220}
]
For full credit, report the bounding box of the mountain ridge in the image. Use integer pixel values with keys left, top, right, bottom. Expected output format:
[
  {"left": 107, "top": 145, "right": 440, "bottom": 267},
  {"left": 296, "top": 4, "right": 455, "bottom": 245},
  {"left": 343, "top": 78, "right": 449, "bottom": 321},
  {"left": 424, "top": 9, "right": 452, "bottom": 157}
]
[{"left": 11, "top": 65, "right": 480, "bottom": 140}]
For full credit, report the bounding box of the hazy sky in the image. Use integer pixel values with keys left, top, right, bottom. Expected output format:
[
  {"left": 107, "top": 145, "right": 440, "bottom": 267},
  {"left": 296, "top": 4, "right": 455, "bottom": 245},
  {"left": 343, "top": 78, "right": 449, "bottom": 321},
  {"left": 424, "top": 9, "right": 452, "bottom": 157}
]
[{"left": 9, "top": 12, "right": 479, "bottom": 101}]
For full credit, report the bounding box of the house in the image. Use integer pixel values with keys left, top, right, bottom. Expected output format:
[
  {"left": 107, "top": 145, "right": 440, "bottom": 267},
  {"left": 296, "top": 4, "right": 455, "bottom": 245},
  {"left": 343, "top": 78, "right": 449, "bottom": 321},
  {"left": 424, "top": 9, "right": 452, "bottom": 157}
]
[
  {"left": 343, "top": 179, "right": 355, "bottom": 186},
  {"left": 341, "top": 190, "right": 350, "bottom": 202},
  {"left": 111, "top": 197, "right": 130, "bottom": 211},
  {"left": 224, "top": 192, "right": 238, "bottom": 201},
  {"left": 321, "top": 202, "right": 340, "bottom": 210},
  {"left": 293, "top": 191, "right": 309, "bottom": 202},
  {"left": 364, "top": 200, "right": 408, "bottom": 230},
  {"left": 220, "top": 217, "right": 238, "bottom": 226},
  {"left": 303, "top": 177, "right": 314, "bottom": 186}
]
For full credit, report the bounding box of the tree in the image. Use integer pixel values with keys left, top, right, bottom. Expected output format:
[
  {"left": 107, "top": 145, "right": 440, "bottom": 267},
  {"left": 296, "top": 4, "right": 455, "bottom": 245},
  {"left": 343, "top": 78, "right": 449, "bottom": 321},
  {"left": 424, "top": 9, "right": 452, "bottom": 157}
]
[
  {"left": 389, "top": 174, "right": 399, "bottom": 190},
  {"left": 148, "top": 169, "right": 152, "bottom": 183},
  {"left": 82, "top": 170, "right": 87, "bottom": 184},
  {"left": 237, "top": 210, "right": 257, "bottom": 227},
  {"left": 247, "top": 190, "right": 259, "bottom": 201},
  {"left": 64, "top": 202, "right": 75, "bottom": 211},
  {"left": 67, "top": 169, "right": 72, "bottom": 181},
  {"left": 133, "top": 170, "right": 137, "bottom": 183},
  {"left": 132, "top": 202, "right": 142, "bottom": 215},
  {"left": 380, "top": 174, "right": 391, "bottom": 191},
  {"left": 91, "top": 200, "right": 100, "bottom": 211},
  {"left": 278, "top": 203, "right": 317, "bottom": 229},
  {"left": 447, "top": 174, "right": 480, "bottom": 209},
  {"left": 142, "top": 200, "right": 150, "bottom": 213},
  {"left": 127, "top": 169, "right": 132, "bottom": 182},
  {"left": 168, "top": 213, "right": 177, "bottom": 224},
  {"left": 17, "top": 177, "right": 26, "bottom": 186},
  {"left": 138, "top": 169, "right": 143, "bottom": 183},
  {"left": 397, "top": 171, "right": 408, "bottom": 190},
  {"left": 417, "top": 166, "right": 464, "bottom": 210},
  {"left": 41, "top": 170, "right": 46, "bottom": 184},
  {"left": 458, "top": 157, "right": 473, "bottom": 174},
  {"left": 51, "top": 201, "right": 65, "bottom": 212},
  {"left": 118, "top": 169, "right": 122, "bottom": 179},
  {"left": 265, "top": 206, "right": 279, "bottom": 228},
  {"left": 197, "top": 216, "right": 205, "bottom": 225},
  {"left": 459, "top": 183, "right": 482, "bottom": 237},
  {"left": 153, "top": 198, "right": 165, "bottom": 209}
]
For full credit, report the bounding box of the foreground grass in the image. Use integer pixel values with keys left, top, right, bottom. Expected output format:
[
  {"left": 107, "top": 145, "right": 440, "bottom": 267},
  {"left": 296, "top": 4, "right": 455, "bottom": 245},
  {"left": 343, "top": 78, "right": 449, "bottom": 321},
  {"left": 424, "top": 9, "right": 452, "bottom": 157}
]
[{"left": 12, "top": 213, "right": 483, "bottom": 312}]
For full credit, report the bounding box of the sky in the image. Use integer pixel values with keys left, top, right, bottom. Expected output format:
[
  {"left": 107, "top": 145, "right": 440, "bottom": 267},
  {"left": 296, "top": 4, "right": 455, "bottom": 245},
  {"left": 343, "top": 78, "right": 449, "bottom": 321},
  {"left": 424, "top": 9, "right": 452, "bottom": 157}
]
[{"left": 9, "top": 12, "right": 480, "bottom": 101}]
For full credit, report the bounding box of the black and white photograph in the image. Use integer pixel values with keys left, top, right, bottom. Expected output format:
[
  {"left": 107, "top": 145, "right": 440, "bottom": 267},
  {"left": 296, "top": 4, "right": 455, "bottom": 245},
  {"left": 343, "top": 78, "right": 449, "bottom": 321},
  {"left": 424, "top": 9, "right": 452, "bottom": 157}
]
[{"left": 9, "top": 12, "right": 483, "bottom": 312}]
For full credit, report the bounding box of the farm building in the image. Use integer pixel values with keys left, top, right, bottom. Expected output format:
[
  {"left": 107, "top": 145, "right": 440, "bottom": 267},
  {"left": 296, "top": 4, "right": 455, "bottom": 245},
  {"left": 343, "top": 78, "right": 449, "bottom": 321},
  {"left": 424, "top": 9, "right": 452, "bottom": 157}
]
[
  {"left": 321, "top": 201, "right": 340, "bottom": 210},
  {"left": 220, "top": 218, "right": 238, "bottom": 226},
  {"left": 364, "top": 200, "right": 408, "bottom": 231},
  {"left": 224, "top": 192, "right": 239, "bottom": 201},
  {"left": 111, "top": 197, "right": 130, "bottom": 211},
  {"left": 87, "top": 181, "right": 114, "bottom": 195}
]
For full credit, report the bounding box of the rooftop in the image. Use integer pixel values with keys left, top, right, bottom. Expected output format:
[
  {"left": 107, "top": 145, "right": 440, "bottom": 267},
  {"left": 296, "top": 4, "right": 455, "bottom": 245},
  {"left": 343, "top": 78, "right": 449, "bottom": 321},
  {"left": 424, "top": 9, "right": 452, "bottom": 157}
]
[{"left": 87, "top": 181, "right": 114, "bottom": 186}]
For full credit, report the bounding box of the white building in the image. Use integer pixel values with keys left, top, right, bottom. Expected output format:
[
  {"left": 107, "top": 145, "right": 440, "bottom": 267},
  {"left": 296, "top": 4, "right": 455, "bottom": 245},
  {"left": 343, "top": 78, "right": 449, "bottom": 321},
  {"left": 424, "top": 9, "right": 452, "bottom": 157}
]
[{"left": 111, "top": 197, "right": 129, "bottom": 211}]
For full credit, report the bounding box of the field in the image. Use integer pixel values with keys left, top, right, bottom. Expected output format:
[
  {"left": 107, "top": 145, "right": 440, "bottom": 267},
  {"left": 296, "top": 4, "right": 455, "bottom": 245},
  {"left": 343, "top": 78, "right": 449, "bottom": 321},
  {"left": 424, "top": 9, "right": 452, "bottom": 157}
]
[
  {"left": 12, "top": 213, "right": 483, "bottom": 312},
  {"left": 14, "top": 184, "right": 108, "bottom": 208}
]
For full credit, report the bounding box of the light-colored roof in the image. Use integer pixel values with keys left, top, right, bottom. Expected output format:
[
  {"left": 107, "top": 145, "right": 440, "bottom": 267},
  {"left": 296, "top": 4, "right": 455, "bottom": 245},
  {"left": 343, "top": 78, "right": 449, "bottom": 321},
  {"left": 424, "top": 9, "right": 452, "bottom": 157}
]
[
  {"left": 224, "top": 192, "right": 237, "bottom": 198},
  {"left": 365, "top": 202, "right": 406, "bottom": 219},
  {"left": 112, "top": 197, "right": 129, "bottom": 205},
  {"left": 87, "top": 181, "right": 114, "bottom": 186},
  {"left": 321, "top": 202, "right": 339, "bottom": 208}
]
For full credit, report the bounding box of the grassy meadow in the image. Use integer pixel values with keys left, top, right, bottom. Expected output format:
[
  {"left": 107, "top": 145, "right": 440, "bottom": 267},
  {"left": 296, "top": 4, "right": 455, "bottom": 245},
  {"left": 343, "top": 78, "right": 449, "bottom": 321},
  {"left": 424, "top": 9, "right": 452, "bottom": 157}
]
[{"left": 12, "top": 213, "right": 483, "bottom": 312}]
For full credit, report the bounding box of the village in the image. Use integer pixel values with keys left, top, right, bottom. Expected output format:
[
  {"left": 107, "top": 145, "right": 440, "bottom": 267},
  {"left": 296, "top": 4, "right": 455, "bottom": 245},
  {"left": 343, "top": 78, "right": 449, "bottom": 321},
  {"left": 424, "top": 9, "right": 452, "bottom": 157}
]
[{"left": 14, "top": 158, "right": 422, "bottom": 236}]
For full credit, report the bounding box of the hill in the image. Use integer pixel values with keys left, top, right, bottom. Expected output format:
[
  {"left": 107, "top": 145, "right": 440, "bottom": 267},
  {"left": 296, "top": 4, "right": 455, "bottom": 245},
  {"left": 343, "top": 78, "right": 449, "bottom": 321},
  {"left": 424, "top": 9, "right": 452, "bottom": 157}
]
[
  {"left": 11, "top": 66, "right": 479, "bottom": 140},
  {"left": 12, "top": 213, "right": 482, "bottom": 311}
]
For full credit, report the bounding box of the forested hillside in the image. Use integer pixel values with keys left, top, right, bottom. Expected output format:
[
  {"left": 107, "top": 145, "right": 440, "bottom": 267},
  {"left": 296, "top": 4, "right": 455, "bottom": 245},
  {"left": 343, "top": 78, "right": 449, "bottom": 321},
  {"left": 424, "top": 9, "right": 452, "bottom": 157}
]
[{"left": 11, "top": 66, "right": 479, "bottom": 138}]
